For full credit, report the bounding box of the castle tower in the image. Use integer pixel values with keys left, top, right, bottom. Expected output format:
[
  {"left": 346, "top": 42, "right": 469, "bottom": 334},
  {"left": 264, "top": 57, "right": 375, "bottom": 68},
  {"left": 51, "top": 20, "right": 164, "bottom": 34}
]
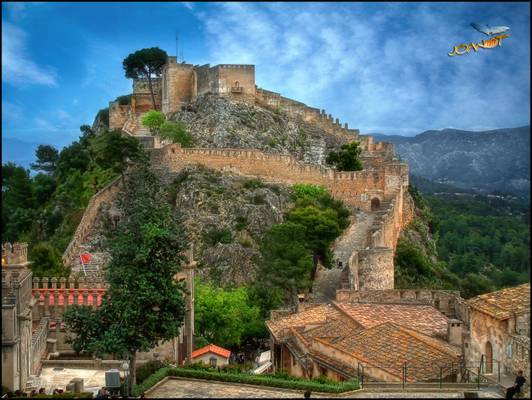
[{"left": 161, "top": 57, "right": 195, "bottom": 114}]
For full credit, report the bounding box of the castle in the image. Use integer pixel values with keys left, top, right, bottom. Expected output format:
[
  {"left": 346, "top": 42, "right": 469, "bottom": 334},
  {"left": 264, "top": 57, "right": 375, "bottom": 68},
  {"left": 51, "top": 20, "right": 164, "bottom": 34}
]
[{"left": 3, "top": 55, "right": 529, "bottom": 394}]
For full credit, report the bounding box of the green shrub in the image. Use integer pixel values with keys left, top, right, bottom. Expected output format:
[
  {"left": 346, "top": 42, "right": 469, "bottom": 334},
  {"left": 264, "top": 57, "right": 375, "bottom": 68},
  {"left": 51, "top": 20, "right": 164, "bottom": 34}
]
[
  {"left": 95, "top": 108, "right": 109, "bottom": 127},
  {"left": 235, "top": 216, "right": 248, "bottom": 231},
  {"left": 252, "top": 193, "right": 267, "bottom": 205},
  {"left": 131, "top": 367, "right": 359, "bottom": 395},
  {"left": 137, "top": 360, "right": 168, "bottom": 384},
  {"left": 160, "top": 121, "right": 194, "bottom": 147},
  {"left": 202, "top": 228, "right": 233, "bottom": 246},
  {"left": 115, "top": 94, "right": 132, "bottom": 105},
  {"left": 293, "top": 183, "right": 328, "bottom": 200},
  {"left": 243, "top": 179, "right": 265, "bottom": 190},
  {"left": 141, "top": 110, "right": 166, "bottom": 135}
]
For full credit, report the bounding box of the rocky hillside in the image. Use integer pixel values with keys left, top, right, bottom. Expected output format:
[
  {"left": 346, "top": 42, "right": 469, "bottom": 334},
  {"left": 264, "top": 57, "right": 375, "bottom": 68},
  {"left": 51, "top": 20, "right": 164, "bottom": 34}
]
[
  {"left": 373, "top": 126, "right": 530, "bottom": 196},
  {"left": 168, "top": 94, "right": 349, "bottom": 165},
  {"left": 165, "top": 165, "right": 295, "bottom": 286}
]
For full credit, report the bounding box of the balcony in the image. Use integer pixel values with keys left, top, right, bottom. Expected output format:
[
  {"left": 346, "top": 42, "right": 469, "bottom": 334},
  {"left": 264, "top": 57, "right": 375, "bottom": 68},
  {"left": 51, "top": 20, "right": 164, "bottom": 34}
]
[{"left": 231, "top": 86, "right": 244, "bottom": 94}]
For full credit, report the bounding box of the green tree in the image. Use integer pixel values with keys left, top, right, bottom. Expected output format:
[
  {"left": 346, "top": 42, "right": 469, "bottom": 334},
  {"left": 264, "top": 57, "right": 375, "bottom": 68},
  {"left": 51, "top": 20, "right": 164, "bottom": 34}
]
[
  {"left": 257, "top": 222, "right": 314, "bottom": 306},
  {"left": 326, "top": 141, "right": 363, "bottom": 171},
  {"left": 123, "top": 47, "right": 168, "bottom": 110},
  {"left": 33, "top": 173, "right": 56, "bottom": 205},
  {"left": 64, "top": 159, "right": 188, "bottom": 394},
  {"left": 31, "top": 145, "right": 59, "bottom": 174},
  {"left": 55, "top": 142, "right": 91, "bottom": 181},
  {"left": 141, "top": 110, "right": 166, "bottom": 136},
  {"left": 90, "top": 130, "right": 142, "bottom": 172},
  {"left": 286, "top": 206, "right": 341, "bottom": 266},
  {"left": 159, "top": 121, "right": 194, "bottom": 147},
  {"left": 29, "top": 242, "right": 68, "bottom": 278},
  {"left": 195, "top": 279, "right": 263, "bottom": 348}
]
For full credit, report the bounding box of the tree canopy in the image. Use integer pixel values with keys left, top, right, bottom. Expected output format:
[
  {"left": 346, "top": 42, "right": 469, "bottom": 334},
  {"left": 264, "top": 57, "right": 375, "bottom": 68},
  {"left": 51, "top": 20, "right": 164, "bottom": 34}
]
[
  {"left": 195, "top": 279, "right": 264, "bottom": 348},
  {"left": 160, "top": 121, "right": 194, "bottom": 147},
  {"left": 141, "top": 110, "right": 166, "bottom": 136},
  {"left": 326, "top": 141, "right": 363, "bottom": 171},
  {"left": 123, "top": 47, "right": 168, "bottom": 110},
  {"left": 31, "top": 145, "right": 59, "bottom": 174}
]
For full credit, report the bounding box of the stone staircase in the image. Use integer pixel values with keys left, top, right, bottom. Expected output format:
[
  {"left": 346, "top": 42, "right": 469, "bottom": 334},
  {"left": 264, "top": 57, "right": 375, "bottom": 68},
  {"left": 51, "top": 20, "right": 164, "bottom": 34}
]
[
  {"left": 123, "top": 111, "right": 156, "bottom": 149},
  {"left": 310, "top": 209, "right": 376, "bottom": 302}
]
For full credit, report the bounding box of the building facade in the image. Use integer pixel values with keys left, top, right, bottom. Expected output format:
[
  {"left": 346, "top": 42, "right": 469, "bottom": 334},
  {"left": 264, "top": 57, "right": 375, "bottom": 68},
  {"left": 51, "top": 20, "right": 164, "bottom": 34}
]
[
  {"left": 2, "top": 243, "right": 36, "bottom": 391},
  {"left": 465, "top": 284, "right": 530, "bottom": 385}
]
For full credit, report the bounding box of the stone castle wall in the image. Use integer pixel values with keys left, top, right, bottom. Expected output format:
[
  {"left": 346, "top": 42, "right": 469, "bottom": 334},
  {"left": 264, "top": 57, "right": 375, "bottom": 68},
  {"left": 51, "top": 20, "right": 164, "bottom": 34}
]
[
  {"left": 151, "top": 144, "right": 408, "bottom": 210},
  {"left": 62, "top": 177, "right": 122, "bottom": 267},
  {"left": 162, "top": 60, "right": 195, "bottom": 114}
]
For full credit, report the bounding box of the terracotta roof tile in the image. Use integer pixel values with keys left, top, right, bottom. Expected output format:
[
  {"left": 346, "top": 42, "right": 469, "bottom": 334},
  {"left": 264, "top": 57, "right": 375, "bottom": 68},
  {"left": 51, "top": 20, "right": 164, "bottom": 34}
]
[
  {"left": 331, "top": 322, "right": 461, "bottom": 381},
  {"left": 266, "top": 304, "right": 339, "bottom": 340},
  {"left": 466, "top": 283, "right": 530, "bottom": 320},
  {"left": 332, "top": 302, "right": 449, "bottom": 337},
  {"left": 191, "top": 344, "right": 231, "bottom": 360}
]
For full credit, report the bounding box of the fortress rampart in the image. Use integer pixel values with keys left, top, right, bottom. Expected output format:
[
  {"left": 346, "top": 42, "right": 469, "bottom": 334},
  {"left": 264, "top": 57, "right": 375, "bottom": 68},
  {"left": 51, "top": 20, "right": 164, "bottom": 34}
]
[
  {"left": 62, "top": 176, "right": 122, "bottom": 267},
  {"left": 151, "top": 144, "right": 409, "bottom": 210}
]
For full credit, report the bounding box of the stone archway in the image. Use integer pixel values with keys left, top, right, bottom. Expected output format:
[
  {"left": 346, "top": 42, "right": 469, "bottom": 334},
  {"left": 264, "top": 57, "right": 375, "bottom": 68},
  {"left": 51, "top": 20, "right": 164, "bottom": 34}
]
[
  {"left": 485, "top": 341, "right": 493, "bottom": 373},
  {"left": 371, "top": 197, "right": 381, "bottom": 211}
]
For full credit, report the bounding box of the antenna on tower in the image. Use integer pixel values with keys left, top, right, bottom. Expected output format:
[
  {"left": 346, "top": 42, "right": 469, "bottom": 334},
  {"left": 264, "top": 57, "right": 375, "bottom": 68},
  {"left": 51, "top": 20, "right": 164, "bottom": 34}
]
[{"left": 180, "top": 49, "right": 185, "bottom": 63}]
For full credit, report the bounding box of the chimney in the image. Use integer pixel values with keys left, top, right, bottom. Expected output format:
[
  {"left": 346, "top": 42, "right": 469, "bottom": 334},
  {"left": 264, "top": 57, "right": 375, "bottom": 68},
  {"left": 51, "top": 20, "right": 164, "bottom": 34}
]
[{"left": 447, "top": 319, "right": 462, "bottom": 346}]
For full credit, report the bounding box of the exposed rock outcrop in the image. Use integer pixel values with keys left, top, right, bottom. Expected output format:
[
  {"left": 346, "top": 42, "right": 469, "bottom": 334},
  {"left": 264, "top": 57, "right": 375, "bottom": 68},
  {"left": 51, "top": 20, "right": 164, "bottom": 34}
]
[{"left": 168, "top": 94, "right": 348, "bottom": 165}]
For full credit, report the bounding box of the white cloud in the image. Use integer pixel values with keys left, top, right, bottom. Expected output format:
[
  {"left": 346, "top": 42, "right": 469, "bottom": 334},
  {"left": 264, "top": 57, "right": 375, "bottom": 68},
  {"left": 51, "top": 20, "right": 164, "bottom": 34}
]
[
  {"left": 2, "top": 21, "right": 57, "bottom": 87},
  {"left": 197, "top": 3, "right": 530, "bottom": 135}
]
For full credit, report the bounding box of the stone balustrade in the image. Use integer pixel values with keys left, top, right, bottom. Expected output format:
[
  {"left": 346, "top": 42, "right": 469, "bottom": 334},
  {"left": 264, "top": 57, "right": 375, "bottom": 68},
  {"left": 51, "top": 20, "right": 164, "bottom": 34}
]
[
  {"left": 31, "top": 277, "right": 108, "bottom": 320},
  {"left": 31, "top": 317, "right": 49, "bottom": 374}
]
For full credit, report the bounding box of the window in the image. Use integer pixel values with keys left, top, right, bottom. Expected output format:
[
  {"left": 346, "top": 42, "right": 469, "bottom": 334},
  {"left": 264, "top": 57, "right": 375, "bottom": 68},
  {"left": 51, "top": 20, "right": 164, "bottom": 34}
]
[{"left": 234, "top": 81, "right": 240, "bottom": 88}]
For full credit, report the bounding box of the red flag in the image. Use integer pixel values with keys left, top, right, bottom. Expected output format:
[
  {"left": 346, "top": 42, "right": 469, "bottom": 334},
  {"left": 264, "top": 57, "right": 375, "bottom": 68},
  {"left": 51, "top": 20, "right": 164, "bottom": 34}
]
[{"left": 80, "top": 253, "right": 92, "bottom": 264}]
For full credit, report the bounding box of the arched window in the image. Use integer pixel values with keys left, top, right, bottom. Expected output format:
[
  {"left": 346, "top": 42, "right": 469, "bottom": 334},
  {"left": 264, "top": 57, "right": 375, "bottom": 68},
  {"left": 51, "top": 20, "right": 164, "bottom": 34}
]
[{"left": 234, "top": 81, "right": 240, "bottom": 88}]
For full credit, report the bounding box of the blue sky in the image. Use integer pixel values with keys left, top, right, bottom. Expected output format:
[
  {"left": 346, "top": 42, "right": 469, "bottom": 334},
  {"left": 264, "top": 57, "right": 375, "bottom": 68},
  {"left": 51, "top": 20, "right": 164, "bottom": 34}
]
[{"left": 2, "top": 2, "right": 530, "bottom": 161}]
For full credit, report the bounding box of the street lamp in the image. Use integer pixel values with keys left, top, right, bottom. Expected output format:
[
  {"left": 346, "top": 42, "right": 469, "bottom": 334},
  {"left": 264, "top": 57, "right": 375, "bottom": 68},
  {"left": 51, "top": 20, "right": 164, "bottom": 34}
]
[{"left": 122, "top": 360, "right": 130, "bottom": 397}]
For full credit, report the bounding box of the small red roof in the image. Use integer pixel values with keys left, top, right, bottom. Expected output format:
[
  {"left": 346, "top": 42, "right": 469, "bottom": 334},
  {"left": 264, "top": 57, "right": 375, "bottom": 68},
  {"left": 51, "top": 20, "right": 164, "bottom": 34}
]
[{"left": 191, "top": 344, "right": 231, "bottom": 360}]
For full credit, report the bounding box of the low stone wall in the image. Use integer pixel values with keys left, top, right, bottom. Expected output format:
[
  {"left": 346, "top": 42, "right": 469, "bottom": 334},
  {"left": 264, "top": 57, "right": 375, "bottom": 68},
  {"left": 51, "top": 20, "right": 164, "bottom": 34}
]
[{"left": 62, "top": 176, "right": 122, "bottom": 267}]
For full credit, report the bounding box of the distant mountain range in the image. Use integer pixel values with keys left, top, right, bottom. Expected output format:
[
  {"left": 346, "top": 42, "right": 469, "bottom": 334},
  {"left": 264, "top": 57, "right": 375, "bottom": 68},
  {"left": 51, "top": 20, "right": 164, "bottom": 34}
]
[{"left": 372, "top": 126, "right": 530, "bottom": 197}]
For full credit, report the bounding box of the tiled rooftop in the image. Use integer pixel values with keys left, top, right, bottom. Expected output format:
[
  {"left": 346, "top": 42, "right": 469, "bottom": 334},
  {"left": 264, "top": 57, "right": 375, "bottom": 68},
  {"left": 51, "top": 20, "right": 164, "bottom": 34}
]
[
  {"left": 191, "top": 344, "right": 231, "bottom": 359},
  {"left": 466, "top": 283, "right": 530, "bottom": 320},
  {"left": 328, "top": 322, "right": 461, "bottom": 381},
  {"left": 266, "top": 304, "right": 338, "bottom": 340},
  {"left": 332, "top": 302, "right": 449, "bottom": 337}
]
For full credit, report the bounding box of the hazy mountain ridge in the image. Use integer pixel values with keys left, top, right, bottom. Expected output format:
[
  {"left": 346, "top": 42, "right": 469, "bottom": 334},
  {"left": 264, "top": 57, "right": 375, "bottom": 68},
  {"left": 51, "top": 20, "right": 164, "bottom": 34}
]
[{"left": 373, "top": 126, "right": 530, "bottom": 196}]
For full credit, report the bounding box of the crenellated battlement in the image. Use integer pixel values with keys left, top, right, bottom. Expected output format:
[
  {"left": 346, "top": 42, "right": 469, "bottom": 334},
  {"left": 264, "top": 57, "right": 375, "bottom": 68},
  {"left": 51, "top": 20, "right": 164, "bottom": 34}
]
[{"left": 2, "top": 242, "right": 29, "bottom": 266}]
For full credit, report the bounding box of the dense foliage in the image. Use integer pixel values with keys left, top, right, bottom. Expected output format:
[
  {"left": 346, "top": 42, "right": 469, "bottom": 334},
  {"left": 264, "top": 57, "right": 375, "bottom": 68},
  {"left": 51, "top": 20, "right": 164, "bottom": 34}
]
[
  {"left": 141, "top": 110, "right": 166, "bottom": 135},
  {"left": 326, "top": 141, "right": 363, "bottom": 171},
  {"left": 160, "top": 121, "right": 194, "bottom": 147},
  {"left": 395, "top": 185, "right": 530, "bottom": 298},
  {"left": 252, "top": 183, "right": 350, "bottom": 312},
  {"left": 194, "top": 279, "right": 265, "bottom": 348},
  {"left": 63, "top": 160, "right": 188, "bottom": 393},
  {"left": 2, "top": 127, "right": 142, "bottom": 278},
  {"left": 131, "top": 367, "right": 359, "bottom": 396}
]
